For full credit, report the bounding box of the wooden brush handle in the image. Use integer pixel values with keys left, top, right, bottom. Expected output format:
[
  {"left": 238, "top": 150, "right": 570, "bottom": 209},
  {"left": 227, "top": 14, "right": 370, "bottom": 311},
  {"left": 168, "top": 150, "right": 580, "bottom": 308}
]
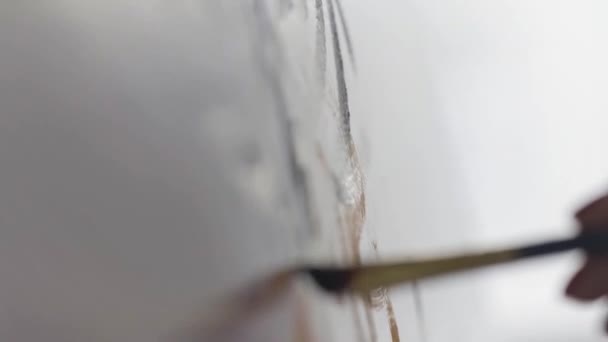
[{"left": 346, "top": 231, "right": 608, "bottom": 294}]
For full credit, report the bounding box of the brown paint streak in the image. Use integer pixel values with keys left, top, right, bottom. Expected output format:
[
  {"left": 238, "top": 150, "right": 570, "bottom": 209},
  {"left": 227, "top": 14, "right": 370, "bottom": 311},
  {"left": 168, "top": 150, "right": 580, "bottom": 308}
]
[
  {"left": 368, "top": 243, "right": 402, "bottom": 342},
  {"left": 368, "top": 286, "right": 401, "bottom": 342},
  {"left": 320, "top": 1, "right": 404, "bottom": 338},
  {"left": 342, "top": 142, "right": 366, "bottom": 267},
  {"left": 315, "top": 144, "right": 368, "bottom": 341},
  {"left": 314, "top": 144, "right": 352, "bottom": 268},
  {"left": 386, "top": 298, "right": 401, "bottom": 342},
  {"left": 337, "top": 142, "right": 380, "bottom": 342}
]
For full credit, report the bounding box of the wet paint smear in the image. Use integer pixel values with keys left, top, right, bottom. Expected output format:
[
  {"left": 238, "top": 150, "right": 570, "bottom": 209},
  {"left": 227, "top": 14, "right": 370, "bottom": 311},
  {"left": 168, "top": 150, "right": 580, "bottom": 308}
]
[{"left": 180, "top": 271, "right": 297, "bottom": 341}]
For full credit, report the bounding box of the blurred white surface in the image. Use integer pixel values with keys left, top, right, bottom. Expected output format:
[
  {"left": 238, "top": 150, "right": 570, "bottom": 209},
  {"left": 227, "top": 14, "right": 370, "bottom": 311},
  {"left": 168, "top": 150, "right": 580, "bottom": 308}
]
[
  {"left": 408, "top": 1, "right": 608, "bottom": 340},
  {"left": 1, "top": 1, "right": 608, "bottom": 341},
  {"left": 343, "top": 0, "right": 608, "bottom": 340}
]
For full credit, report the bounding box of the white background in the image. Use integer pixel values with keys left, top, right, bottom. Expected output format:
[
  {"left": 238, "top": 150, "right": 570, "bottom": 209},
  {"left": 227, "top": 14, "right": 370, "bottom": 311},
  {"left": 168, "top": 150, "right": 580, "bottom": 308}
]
[
  {"left": 2, "top": 1, "right": 608, "bottom": 341},
  {"left": 346, "top": 1, "right": 608, "bottom": 340}
]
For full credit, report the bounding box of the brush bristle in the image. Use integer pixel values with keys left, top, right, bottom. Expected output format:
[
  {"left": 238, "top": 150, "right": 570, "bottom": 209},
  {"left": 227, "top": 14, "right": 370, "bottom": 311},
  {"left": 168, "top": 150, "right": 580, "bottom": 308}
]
[{"left": 305, "top": 268, "right": 354, "bottom": 293}]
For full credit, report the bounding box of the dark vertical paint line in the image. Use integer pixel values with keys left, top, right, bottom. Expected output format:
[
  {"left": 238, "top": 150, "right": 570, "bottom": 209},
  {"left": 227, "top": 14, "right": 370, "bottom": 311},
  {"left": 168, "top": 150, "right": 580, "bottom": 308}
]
[
  {"left": 333, "top": 0, "right": 356, "bottom": 71},
  {"left": 327, "top": 0, "right": 352, "bottom": 144},
  {"left": 315, "top": 0, "right": 327, "bottom": 86},
  {"left": 412, "top": 280, "right": 428, "bottom": 342}
]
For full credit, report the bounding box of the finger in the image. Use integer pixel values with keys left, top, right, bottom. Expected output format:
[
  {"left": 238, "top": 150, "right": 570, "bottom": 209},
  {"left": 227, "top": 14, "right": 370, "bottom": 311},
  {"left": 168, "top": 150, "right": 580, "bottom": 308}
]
[
  {"left": 565, "top": 258, "right": 608, "bottom": 301},
  {"left": 576, "top": 194, "right": 608, "bottom": 229}
]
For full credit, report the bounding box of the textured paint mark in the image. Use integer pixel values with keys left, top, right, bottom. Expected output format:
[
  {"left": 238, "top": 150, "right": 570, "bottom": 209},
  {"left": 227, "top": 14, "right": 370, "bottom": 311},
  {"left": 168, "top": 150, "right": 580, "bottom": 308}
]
[
  {"left": 368, "top": 286, "right": 388, "bottom": 311},
  {"left": 345, "top": 190, "right": 366, "bottom": 264},
  {"left": 315, "top": 0, "right": 327, "bottom": 86},
  {"left": 333, "top": 0, "right": 356, "bottom": 71}
]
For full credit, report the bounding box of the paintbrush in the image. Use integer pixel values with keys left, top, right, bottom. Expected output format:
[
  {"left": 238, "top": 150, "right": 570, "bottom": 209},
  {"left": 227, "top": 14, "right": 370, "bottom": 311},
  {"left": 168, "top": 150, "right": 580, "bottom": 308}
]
[{"left": 301, "top": 231, "right": 608, "bottom": 295}]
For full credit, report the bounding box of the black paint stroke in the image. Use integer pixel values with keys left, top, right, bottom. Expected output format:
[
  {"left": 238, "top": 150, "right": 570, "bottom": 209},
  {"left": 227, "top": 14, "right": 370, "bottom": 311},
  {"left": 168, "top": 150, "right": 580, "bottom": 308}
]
[
  {"left": 251, "top": 0, "right": 316, "bottom": 238},
  {"left": 315, "top": 0, "right": 327, "bottom": 87},
  {"left": 333, "top": 0, "right": 356, "bottom": 71},
  {"left": 327, "top": 0, "right": 352, "bottom": 143}
]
